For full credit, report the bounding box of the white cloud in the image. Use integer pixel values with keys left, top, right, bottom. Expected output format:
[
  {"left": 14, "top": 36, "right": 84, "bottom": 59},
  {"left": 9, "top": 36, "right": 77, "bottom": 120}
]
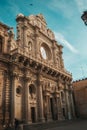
[
  {"left": 7, "top": 0, "right": 20, "bottom": 16},
  {"left": 0, "top": 0, "right": 20, "bottom": 24},
  {"left": 75, "top": 0, "right": 87, "bottom": 12},
  {"left": 47, "top": 0, "right": 75, "bottom": 19},
  {"left": 54, "top": 32, "right": 79, "bottom": 54}
]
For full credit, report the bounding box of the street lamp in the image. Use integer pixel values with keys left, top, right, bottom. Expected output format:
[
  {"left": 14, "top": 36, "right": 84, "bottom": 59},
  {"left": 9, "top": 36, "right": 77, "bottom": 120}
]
[{"left": 81, "top": 11, "right": 87, "bottom": 25}]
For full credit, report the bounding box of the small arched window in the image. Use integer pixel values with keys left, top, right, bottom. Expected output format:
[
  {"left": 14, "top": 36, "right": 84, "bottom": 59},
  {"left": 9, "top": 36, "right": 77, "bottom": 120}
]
[
  {"left": 0, "top": 36, "right": 3, "bottom": 53},
  {"left": 16, "top": 86, "right": 22, "bottom": 95},
  {"left": 28, "top": 41, "right": 32, "bottom": 51},
  {"left": 29, "top": 84, "right": 36, "bottom": 94},
  {"left": 29, "top": 84, "right": 36, "bottom": 98}
]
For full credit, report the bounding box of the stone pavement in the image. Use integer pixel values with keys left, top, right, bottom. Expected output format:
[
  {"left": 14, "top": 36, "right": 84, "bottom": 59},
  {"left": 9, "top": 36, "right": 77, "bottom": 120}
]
[
  {"left": 22, "top": 119, "right": 87, "bottom": 130},
  {"left": 45, "top": 120, "right": 87, "bottom": 130},
  {"left": 1, "top": 119, "right": 87, "bottom": 130}
]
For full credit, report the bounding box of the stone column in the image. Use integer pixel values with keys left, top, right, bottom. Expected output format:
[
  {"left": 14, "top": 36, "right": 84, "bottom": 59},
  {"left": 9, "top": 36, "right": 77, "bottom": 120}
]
[
  {"left": 69, "top": 91, "right": 75, "bottom": 118},
  {"left": 28, "top": 105, "right": 32, "bottom": 123},
  {"left": 36, "top": 73, "right": 45, "bottom": 122},
  {"left": 2, "top": 70, "right": 7, "bottom": 126},
  {"left": 64, "top": 89, "right": 68, "bottom": 119},
  {"left": 10, "top": 72, "right": 17, "bottom": 127},
  {"left": 0, "top": 70, "right": 4, "bottom": 124},
  {"left": 37, "top": 80, "right": 45, "bottom": 122},
  {"left": 2, "top": 70, "right": 16, "bottom": 128},
  {"left": 22, "top": 77, "right": 29, "bottom": 123},
  {"left": 34, "top": 28, "right": 40, "bottom": 60},
  {"left": 46, "top": 95, "right": 52, "bottom": 121},
  {"left": 56, "top": 97, "right": 59, "bottom": 119},
  {"left": 54, "top": 95, "right": 59, "bottom": 120},
  {"left": 65, "top": 83, "right": 72, "bottom": 120},
  {"left": 57, "top": 78, "right": 64, "bottom": 120},
  {"left": 57, "top": 96, "right": 63, "bottom": 120},
  {"left": 68, "top": 91, "right": 72, "bottom": 120},
  {"left": 49, "top": 97, "right": 52, "bottom": 120},
  {"left": 22, "top": 26, "right": 28, "bottom": 55},
  {"left": 17, "top": 20, "right": 24, "bottom": 48},
  {"left": 52, "top": 41, "right": 56, "bottom": 65}
]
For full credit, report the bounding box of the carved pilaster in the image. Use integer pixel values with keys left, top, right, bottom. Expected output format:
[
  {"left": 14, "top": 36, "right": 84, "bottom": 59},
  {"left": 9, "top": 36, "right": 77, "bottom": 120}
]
[
  {"left": 0, "top": 70, "right": 4, "bottom": 125},
  {"left": 23, "top": 26, "right": 28, "bottom": 53},
  {"left": 52, "top": 40, "right": 58, "bottom": 66},
  {"left": 1, "top": 70, "right": 13, "bottom": 128},
  {"left": 34, "top": 28, "right": 40, "bottom": 60},
  {"left": 2, "top": 70, "right": 7, "bottom": 127}
]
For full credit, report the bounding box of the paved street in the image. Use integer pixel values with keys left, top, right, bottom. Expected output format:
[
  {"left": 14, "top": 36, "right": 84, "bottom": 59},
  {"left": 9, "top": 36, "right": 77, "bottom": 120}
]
[{"left": 46, "top": 120, "right": 87, "bottom": 130}]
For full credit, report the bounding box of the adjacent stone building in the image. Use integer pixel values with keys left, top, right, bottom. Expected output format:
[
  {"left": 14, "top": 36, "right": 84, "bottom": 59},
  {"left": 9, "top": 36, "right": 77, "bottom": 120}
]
[
  {"left": 73, "top": 78, "right": 87, "bottom": 118},
  {"left": 0, "top": 13, "right": 75, "bottom": 129}
]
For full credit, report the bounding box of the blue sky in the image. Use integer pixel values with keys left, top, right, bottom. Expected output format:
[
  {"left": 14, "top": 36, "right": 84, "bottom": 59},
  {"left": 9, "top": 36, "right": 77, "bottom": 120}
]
[{"left": 0, "top": 0, "right": 87, "bottom": 80}]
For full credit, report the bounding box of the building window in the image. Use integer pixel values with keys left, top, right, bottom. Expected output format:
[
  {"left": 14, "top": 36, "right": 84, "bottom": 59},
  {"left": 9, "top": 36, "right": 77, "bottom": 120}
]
[
  {"left": 29, "top": 84, "right": 36, "bottom": 98},
  {"left": 40, "top": 46, "right": 47, "bottom": 59},
  {"left": 61, "top": 91, "right": 64, "bottom": 103},
  {"left": 16, "top": 86, "right": 22, "bottom": 95},
  {"left": 40, "top": 43, "right": 52, "bottom": 60},
  {"left": 28, "top": 41, "right": 32, "bottom": 51},
  {"left": 0, "top": 36, "right": 3, "bottom": 52}
]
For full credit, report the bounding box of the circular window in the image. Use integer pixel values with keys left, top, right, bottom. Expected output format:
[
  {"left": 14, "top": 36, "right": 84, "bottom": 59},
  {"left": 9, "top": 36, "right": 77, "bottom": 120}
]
[
  {"left": 40, "top": 43, "right": 51, "bottom": 60},
  {"left": 40, "top": 46, "right": 47, "bottom": 59},
  {"left": 16, "top": 86, "right": 22, "bottom": 95}
]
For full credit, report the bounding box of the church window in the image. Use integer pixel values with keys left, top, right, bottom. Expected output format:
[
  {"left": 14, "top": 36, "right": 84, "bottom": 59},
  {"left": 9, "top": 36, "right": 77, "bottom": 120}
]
[
  {"left": 40, "top": 43, "right": 52, "bottom": 60},
  {"left": 29, "top": 84, "right": 36, "bottom": 94},
  {"left": 16, "top": 86, "right": 22, "bottom": 95},
  {"left": 29, "top": 84, "right": 36, "bottom": 98},
  {"left": 28, "top": 41, "right": 32, "bottom": 51}
]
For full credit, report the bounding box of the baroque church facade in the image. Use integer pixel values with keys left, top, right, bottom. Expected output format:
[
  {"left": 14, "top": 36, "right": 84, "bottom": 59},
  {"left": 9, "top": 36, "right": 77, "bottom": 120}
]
[{"left": 0, "top": 14, "right": 75, "bottom": 128}]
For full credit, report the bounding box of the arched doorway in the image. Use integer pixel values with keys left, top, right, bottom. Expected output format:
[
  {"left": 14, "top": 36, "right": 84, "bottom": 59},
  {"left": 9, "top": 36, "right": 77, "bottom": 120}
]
[{"left": 31, "top": 107, "right": 35, "bottom": 123}]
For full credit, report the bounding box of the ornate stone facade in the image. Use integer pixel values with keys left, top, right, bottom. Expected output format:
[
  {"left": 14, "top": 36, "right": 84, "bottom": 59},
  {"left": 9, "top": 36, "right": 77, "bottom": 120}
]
[
  {"left": 73, "top": 78, "right": 87, "bottom": 118},
  {"left": 0, "top": 14, "right": 75, "bottom": 128}
]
